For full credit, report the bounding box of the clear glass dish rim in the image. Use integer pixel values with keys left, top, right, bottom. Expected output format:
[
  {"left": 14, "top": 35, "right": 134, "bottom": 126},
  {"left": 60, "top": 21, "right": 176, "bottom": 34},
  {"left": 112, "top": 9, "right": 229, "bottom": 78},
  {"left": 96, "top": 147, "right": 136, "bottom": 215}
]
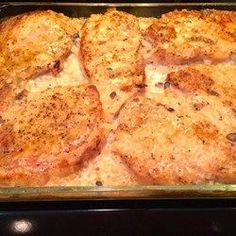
[
  {"left": 0, "top": 184, "right": 236, "bottom": 200},
  {"left": 0, "top": 1, "right": 235, "bottom": 200}
]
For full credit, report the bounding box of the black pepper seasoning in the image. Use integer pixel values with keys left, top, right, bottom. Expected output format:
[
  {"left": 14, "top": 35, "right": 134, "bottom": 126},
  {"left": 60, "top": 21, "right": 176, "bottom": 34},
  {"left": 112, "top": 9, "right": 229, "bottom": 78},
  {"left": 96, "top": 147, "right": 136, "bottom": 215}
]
[
  {"left": 95, "top": 181, "right": 103, "bottom": 186},
  {"left": 164, "top": 82, "right": 171, "bottom": 89},
  {"left": 167, "top": 107, "right": 175, "bottom": 112},
  {"left": 109, "top": 91, "right": 117, "bottom": 99},
  {"left": 226, "top": 133, "right": 236, "bottom": 142}
]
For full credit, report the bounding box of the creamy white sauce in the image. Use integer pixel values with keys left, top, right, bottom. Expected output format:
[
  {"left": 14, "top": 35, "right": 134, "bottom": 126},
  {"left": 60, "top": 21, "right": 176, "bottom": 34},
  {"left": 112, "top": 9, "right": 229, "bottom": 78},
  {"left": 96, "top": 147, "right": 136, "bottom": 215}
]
[
  {"left": 145, "top": 64, "right": 187, "bottom": 97},
  {"left": 27, "top": 47, "right": 87, "bottom": 93}
]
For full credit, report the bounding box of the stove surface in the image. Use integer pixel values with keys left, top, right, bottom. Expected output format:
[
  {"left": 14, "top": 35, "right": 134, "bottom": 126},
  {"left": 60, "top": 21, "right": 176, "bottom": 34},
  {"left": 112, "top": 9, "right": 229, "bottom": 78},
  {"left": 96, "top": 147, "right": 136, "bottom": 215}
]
[{"left": 1, "top": 199, "right": 236, "bottom": 235}]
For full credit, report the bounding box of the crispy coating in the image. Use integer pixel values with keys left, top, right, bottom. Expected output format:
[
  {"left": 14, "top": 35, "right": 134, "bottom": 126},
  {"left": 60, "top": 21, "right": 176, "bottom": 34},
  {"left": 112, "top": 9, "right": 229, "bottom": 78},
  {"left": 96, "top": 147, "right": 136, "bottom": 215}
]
[
  {"left": 0, "top": 9, "right": 235, "bottom": 186},
  {"left": 144, "top": 10, "right": 236, "bottom": 65},
  {"left": 0, "top": 10, "right": 84, "bottom": 113},
  {"left": 80, "top": 9, "right": 144, "bottom": 120},
  {"left": 0, "top": 85, "right": 104, "bottom": 186},
  {"left": 112, "top": 64, "right": 236, "bottom": 184}
]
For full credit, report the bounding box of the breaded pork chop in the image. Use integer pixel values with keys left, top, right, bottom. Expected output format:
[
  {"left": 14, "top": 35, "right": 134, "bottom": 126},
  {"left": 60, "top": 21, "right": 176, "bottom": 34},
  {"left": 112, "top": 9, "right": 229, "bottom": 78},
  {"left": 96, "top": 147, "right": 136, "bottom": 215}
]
[
  {"left": 143, "top": 10, "right": 236, "bottom": 65},
  {"left": 80, "top": 9, "right": 144, "bottom": 120},
  {"left": 0, "top": 10, "right": 84, "bottom": 113},
  {"left": 112, "top": 65, "right": 236, "bottom": 184},
  {"left": 0, "top": 85, "right": 104, "bottom": 186}
]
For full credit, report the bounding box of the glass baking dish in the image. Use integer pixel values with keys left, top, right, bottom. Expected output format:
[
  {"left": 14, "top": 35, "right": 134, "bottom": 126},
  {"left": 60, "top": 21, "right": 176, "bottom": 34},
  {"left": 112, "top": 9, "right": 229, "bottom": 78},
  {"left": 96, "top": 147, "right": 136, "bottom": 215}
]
[{"left": 0, "top": 2, "right": 235, "bottom": 201}]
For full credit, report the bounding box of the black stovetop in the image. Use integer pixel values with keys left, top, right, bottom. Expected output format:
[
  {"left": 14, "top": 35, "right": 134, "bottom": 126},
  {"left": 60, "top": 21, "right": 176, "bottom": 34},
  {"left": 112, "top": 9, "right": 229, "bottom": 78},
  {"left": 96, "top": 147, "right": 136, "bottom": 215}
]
[{"left": 1, "top": 199, "right": 236, "bottom": 235}]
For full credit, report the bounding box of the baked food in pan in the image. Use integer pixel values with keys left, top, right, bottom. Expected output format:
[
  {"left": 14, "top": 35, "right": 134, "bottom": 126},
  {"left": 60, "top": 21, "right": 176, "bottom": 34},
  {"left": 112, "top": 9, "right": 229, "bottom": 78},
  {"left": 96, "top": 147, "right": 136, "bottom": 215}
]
[
  {"left": 0, "top": 9, "right": 235, "bottom": 186},
  {"left": 112, "top": 64, "right": 236, "bottom": 184},
  {"left": 80, "top": 9, "right": 144, "bottom": 121},
  {"left": 0, "top": 10, "right": 85, "bottom": 114},
  {"left": 0, "top": 85, "right": 104, "bottom": 186},
  {"left": 143, "top": 10, "right": 236, "bottom": 65}
]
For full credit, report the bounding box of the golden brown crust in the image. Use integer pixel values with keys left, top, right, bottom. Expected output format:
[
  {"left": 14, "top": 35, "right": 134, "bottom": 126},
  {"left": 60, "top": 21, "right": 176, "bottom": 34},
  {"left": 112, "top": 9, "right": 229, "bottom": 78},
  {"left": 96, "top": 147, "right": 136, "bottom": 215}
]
[
  {"left": 80, "top": 9, "right": 144, "bottom": 120},
  {"left": 0, "top": 9, "right": 235, "bottom": 186},
  {"left": 0, "top": 10, "right": 84, "bottom": 114},
  {"left": 144, "top": 10, "right": 236, "bottom": 65},
  {"left": 0, "top": 10, "right": 79, "bottom": 80},
  {"left": 166, "top": 68, "right": 215, "bottom": 94},
  {"left": 112, "top": 64, "right": 236, "bottom": 184},
  {"left": 0, "top": 85, "right": 104, "bottom": 186}
]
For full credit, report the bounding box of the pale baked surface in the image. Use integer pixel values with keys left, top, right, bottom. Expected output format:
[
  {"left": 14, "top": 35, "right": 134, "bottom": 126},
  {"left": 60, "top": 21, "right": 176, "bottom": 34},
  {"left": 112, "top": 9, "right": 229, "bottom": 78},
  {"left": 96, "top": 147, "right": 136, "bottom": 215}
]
[
  {"left": 144, "top": 10, "right": 236, "bottom": 65},
  {"left": 0, "top": 10, "right": 84, "bottom": 113},
  {"left": 0, "top": 85, "right": 104, "bottom": 186},
  {"left": 80, "top": 9, "right": 144, "bottom": 120},
  {"left": 112, "top": 64, "right": 236, "bottom": 184}
]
